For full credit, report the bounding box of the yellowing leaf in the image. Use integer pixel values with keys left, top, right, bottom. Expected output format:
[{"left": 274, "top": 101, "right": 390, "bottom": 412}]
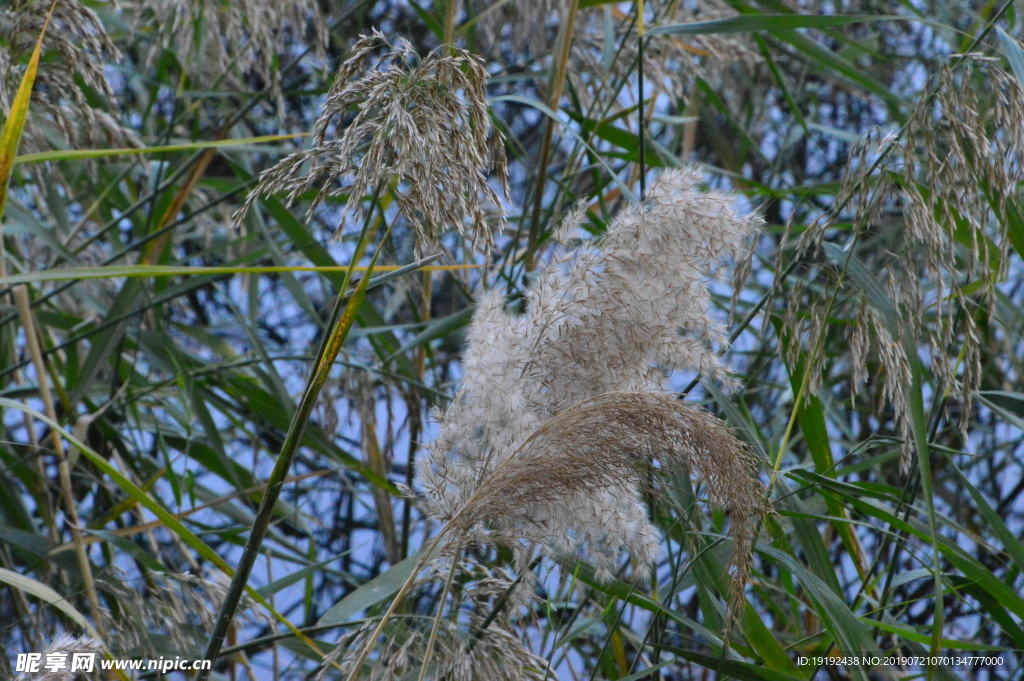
[{"left": 0, "top": 1, "right": 55, "bottom": 224}]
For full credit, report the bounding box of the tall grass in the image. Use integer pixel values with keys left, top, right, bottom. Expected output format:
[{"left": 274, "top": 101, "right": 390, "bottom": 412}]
[{"left": 1, "top": 1, "right": 1024, "bottom": 680}]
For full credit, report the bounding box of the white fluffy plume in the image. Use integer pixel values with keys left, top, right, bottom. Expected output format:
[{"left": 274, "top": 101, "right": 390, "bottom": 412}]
[{"left": 417, "top": 169, "right": 764, "bottom": 585}]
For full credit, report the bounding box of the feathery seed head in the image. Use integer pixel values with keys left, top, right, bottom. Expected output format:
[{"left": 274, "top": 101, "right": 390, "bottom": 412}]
[
  {"left": 239, "top": 30, "right": 508, "bottom": 251},
  {"left": 797, "top": 58, "right": 1024, "bottom": 468},
  {"left": 418, "top": 169, "right": 764, "bottom": 597},
  {"left": 18, "top": 635, "right": 102, "bottom": 681}
]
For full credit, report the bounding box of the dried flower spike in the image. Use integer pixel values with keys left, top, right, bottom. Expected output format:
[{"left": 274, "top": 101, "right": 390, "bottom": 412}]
[
  {"left": 238, "top": 30, "right": 507, "bottom": 251},
  {"left": 19, "top": 635, "right": 102, "bottom": 681}
]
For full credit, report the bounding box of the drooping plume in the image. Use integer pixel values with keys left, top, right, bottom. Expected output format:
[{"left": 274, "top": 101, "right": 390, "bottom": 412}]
[{"left": 417, "top": 169, "right": 765, "bottom": 591}]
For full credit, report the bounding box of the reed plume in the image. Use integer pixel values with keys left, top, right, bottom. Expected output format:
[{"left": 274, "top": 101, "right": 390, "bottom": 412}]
[
  {"left": 569, "top": 0, "right": 760, "bottom": 109},
  {"left": 418, "top": 168, "right": 765, "bottom": 599},
  {"left": 238, "top": 30, "right": 508, "bottom": 251},
  {"left": 472, "top": 0, "right": 757, "bottom": 107}
]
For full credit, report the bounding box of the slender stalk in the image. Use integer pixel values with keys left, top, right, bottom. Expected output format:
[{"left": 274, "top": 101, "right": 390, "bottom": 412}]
[
  {"left": 637, "top": 0, "right": 646, "bottom": 201},
  {"left": 13, "top": 285, "right": 106, "bottom": 640},
  {"left": 525, "top": 0, "right": 579, "bottom": 271},
  {"left": 443, "top": 0, "right": 459, "bottom": 48},
  {"left": 342, "top": 538, "right": 441, "bottom": 681},
  {"left": 403, "top": 268, "right": 431, "bottom": 560},
  {"left": 198, "top": 209, "right": 389, "bottom": 678},
  {"left": 417, "top": 551, "right": 460, "bottom": 681}
]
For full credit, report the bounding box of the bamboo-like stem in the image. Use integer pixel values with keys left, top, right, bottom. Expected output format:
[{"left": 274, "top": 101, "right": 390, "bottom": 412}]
[
  {"left": 524, "top": 0, "right": 579, "bottom": 271},
  {"left": 198, "top": 205, "right": 390, "bottom": 679},
  {"left": 13, "top": 284, "right": 107, "bottom": 640},
  {"left": 417, "top": 551, "right": 460, "bottom": 681},
  {"left": 15, "top": 364, "right": 58, "bottom": 544},
  {"left": 637, "top": 0, "right": 646, "bottom": 201},
  {"left": 403, "top": 266, "right": 431, "bottom": 560},
  {"left": 443, "top": 0, "right": 459, "bottom": 49},
  {"left": 362, "top": 391, "right": 401, "bottom": 564}
]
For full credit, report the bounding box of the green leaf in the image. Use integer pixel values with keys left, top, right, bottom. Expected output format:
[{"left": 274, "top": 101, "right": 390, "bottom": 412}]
[
  {"left": 648, "top": 14, "right": 904, "bottom": 36},
  {"left": 863, "top": 618, "right": 1007, "bottom": 652},
  {"left": 0, "top": 263, "right": 474, "bottom": 287},
  {"left": 1001, "top": 199, "right": 1024, "bottom": 261},
  {"left": 997, "top": 28, "right": 1024, "bottom": 93},
  {"left": 947, "top": 462, "right": 1024, "bottom": 577},
  {"left": 756, "top": 544, "right": 875, "bottom": 680},
  {"left": 318, "top": 552, "right": 423, "bottom": 627},
  {"left": 741, "top": 603, "right": 804, "bottom": 674},
  {"left": 653, "top": 644, "right": 805, "bottom": 681},
  {"left": 490, "top": 94, "right": 638, "bottom": 203},
  {"left": 617, "top": 661, "right": 673, "bottom": 681},
  {"left": 13, "top": 133, "right": 307, "bottom": 165},
  {"left": 258, "top": 558, "right": 338, "bottom": 598},
  {"left": 384, "top": 306, "right": 474, "bottom": 362},
  {"left": 0, "top": 567, "right": 102, "bottom": 640},
  {"left": 84, "top": 530, "right": 167, "bottom": 573}
]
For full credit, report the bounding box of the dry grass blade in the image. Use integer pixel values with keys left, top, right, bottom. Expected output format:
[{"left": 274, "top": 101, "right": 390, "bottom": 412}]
[{"left": 0, "top": 0, "right": 53, "bottom": 238}]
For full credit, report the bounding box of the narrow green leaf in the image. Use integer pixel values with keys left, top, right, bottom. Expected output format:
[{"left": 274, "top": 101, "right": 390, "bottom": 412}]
[
  {"left": 84, "top": 530, "right": 166, "bottom": 573},
  {"left": 318, "top": 552, "right": 423, "bottom": 627},
  {"left": 13, "top": 133, "right": 307, "bottom": 165},
  {"left": 997, "top": 28, "right": 1024, "bottom": 92},
  {"left": 258, "top": 558, "right": 338, "bottom": 598},
  {"left": 653, "top": 644, "right": 805, "bottom": 681},
  {"left": 947, "top": 462, "right": 1024, "bottom": 577},
  {"left": 490, "top": 94, "right": 638, "bottom": 203},
  {"left": 0, "top": 567, "right": 102, "bottom": 640},
  {"left": 648, "top": 14, "right": 904, "bottom": 36},
  {"left": 384, "top": 306, "right": 474, "bottom": 362},
  {"left": 617, "top": 661, "right": 673, "bottom": 681},
  {"left": 741, "top": 603, "right": 803, "bottom": 674},
  {"left": 0, "top": 263, "right": 475, "bottom": 286},
  {"left": 863, "top": 618, "right": 1007, "bottom": 652}
]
